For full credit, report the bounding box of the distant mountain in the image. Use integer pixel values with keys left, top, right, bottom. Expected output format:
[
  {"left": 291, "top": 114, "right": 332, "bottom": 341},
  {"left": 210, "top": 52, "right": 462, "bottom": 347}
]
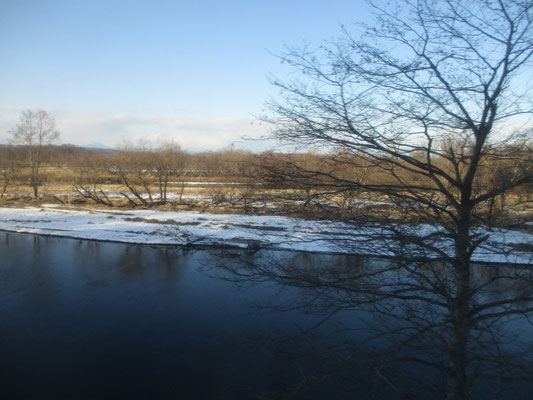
[{"left": 84, "top": 143, "right": 113, "bottom": 150}]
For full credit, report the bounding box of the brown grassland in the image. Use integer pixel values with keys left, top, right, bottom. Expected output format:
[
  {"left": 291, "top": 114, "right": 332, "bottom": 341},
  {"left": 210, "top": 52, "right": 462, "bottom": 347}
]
[{"left": 1, "top": 144, "right": 531, "bottom": 229}]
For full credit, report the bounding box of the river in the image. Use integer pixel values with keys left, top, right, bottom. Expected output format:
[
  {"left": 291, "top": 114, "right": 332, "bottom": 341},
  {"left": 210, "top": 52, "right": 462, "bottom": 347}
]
[{"left": 1, "top": 232, "right": 532, "bottom": 399}]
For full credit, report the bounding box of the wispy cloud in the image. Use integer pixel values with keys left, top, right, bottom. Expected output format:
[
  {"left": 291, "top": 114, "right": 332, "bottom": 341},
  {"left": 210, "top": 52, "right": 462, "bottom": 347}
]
[{"left": 0, "top": 107, "right": 271, "bottom": 151}]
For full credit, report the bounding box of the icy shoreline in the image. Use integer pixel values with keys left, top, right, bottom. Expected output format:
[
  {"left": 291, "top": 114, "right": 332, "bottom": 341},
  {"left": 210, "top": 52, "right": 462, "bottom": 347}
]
[{"left": 0, "top": 205, "right": 531, "bottom": 265}]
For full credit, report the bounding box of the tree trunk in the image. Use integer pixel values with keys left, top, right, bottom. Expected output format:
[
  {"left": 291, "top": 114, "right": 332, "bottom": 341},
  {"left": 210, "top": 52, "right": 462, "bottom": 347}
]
[
  {"left": 179, "top": 171, "right": 187, "bottom": 204},
  {"left": 447, "top": 217, "right": 472, "bottom": 400},
  {"left": 31, "top": 166, "right": 39, "bottom": 198},
  {"left": 163, "top": 171, "right": 168, "bottom": 202},
  {"left": 29, "top": 146, "right": 40, "bottom": 198}
]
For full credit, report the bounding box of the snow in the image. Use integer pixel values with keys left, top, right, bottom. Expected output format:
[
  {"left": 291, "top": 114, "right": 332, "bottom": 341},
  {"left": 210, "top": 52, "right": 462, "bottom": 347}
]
[
  {"left": 167, "top": 181, "right": 247, "bottom": 185},
  {"left": 0, "top": 205, "right": 531, "bottom": 264}
]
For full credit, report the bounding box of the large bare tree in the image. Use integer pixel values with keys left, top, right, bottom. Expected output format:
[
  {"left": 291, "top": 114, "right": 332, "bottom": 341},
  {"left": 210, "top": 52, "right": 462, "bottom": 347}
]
[
  {"left": 265, "top": 1, "right": 533, "bottom": 399},
  {"left": 9, "top": 110, "right": 60, "bottom": 197}
]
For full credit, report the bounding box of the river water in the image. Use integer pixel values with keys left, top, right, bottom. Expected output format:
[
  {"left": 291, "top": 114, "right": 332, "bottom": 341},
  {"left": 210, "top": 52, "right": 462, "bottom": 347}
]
[{"left": 1, "top": 232, "right": 532, "bottom": 399}]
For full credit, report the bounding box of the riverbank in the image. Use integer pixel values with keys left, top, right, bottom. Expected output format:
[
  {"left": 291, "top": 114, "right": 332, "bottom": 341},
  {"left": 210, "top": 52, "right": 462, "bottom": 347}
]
[{"left": 0, "top": 204, "right": 531, "bottom": 264}]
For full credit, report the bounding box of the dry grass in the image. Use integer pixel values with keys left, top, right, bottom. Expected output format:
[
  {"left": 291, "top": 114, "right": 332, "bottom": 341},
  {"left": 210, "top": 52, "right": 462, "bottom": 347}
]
[{"left": 2, "top": 166, "right": 532, "bottom": 226}]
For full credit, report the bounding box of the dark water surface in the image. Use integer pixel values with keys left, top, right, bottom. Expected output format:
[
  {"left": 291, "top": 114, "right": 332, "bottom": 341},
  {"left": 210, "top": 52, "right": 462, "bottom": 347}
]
[
  {"left": 0, "top": 233, "right": 356, "bottom": 399},
  {"left": 1, "top": 232, "right": 532, "bottom": 399}
]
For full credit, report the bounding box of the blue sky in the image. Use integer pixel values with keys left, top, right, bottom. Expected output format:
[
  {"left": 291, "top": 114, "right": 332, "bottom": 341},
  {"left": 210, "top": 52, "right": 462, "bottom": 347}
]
[{"left": 0, "top": 0, "right": 370, "bottom": 151}]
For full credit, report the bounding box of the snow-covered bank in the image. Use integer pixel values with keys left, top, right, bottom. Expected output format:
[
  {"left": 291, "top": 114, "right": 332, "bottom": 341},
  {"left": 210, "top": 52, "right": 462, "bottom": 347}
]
[{"left": 0, "top": 206, "right": 531, "bottom": 264}]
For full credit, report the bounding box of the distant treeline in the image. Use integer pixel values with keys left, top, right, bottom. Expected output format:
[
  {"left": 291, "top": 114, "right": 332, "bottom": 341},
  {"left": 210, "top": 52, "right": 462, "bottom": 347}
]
[{"left": 0, "top": 143, "right": 256, "bottom": 178}]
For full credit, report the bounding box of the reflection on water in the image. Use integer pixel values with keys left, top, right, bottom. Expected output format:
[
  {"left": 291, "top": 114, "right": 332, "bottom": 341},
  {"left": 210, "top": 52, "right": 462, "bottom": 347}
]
[
  {"left": 214, "top": 250, "right": 533, "bottom": 400},
  {"left": 0, "top": 232, "right": 532, "bottom": 399}
]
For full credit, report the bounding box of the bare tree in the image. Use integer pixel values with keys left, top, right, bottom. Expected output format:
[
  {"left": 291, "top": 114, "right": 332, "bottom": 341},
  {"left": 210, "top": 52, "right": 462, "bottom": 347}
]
[
  {"left": 72, "top": 152, "right": 115, "bottom": 206},
  {"left": 153, "top": 139, "right": 183, "bottom": 203},
  {"left": 0, "top": 160, "right": 21, "bottom": 199},
  {"left": 9, "top": 110, "right": 60, "bottom": 198},
  {"left": 109, "top": 140, "right": 155, "bottom": 207},
  {"left": 265, "top": 1, "right": 533, "bottom": 399},
  {"left": 0, "top": 145, "right": 23, "bottom": 198}
]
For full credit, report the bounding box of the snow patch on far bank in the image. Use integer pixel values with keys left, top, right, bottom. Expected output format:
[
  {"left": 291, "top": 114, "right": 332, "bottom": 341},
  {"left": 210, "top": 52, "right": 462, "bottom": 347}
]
[{"left": 0, "top": 206, "right": 531, "bottom": 264}]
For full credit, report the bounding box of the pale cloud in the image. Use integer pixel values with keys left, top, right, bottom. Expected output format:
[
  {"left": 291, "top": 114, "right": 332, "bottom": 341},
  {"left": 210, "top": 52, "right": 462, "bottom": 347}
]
[{"left": 0, "top": 106, "right": 272, "bottom": 152}]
